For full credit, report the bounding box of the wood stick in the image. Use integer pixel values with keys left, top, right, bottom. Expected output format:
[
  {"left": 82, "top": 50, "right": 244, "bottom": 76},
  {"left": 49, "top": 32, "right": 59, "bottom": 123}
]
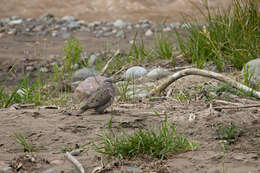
[
  {"left": 149, "top": 68, "right": 260, "bottom": 98},
  {"left": 214, "top": 104, "right": 260, "bottom": 110},
  {"left": 65, "top": 152, "right": 85, "bottom": 173},
  {"left": 100, "top": 49, "right": 120, "bottom": 76}
]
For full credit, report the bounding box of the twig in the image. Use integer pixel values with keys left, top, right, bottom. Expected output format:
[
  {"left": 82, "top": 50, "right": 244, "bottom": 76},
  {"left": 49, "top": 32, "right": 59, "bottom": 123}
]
[
  {"left": 213, "top": 104, "right": 260, "bottom": 110},
  {"left": 100, "top": 49, "right": 120, "bottom": 76},
  {"left": 65, "top": 152, "right": 85, "bottom": 173},
  {"left": 149, "top": 68, "right": 260, "bottom": 98}
]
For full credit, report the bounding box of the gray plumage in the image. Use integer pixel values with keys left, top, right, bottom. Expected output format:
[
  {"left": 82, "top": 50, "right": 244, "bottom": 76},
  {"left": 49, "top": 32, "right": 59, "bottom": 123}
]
[{"left": 78, "top": 78, "right": 115, "bottom": 114}]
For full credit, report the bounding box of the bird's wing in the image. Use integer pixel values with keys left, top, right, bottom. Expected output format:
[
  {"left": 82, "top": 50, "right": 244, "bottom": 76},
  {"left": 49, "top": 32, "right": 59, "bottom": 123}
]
[{"left": 86, "top": 88, "right": 112, "bottom": 108}]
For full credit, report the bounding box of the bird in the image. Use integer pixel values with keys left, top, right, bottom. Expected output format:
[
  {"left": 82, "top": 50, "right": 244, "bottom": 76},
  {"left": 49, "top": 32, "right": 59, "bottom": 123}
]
[{"left": 78, "top": 78, "right": 115, "bottom": 114}]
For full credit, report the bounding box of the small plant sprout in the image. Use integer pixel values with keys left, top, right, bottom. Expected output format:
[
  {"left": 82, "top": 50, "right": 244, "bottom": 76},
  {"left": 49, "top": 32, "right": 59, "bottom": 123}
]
[
  {"left": 94, "top": 115, "right": 197, "bottom": 159},
  {"left": 13, "top": 133, "right": 42, "bottom": 152},
  {"left": 214, "top": 122, "right": 242, "bottom": 144},
  {"left": 63, "top": 36, "right": 83, "bottom": 71}
]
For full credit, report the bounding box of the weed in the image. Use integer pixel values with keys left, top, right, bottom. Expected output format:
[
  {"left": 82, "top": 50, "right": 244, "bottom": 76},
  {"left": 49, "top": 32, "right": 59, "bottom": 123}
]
[
  {"left": 176, "top": 0, "right": 260, "bottom": 70},
  {"left": 94, "top": 116, "right": 197, "bottom": 159},
  {"left": 13, "top": 133, "right": 42, "bottom": 152},
  {"left": 154, "top": 32, "right": 173, "bottom": 60},
  {"left": 214, "top": 122, "right": 242, "bottom": 144},
  {"left": 63, "top": 36, "right": 83, "bottom": 71}
]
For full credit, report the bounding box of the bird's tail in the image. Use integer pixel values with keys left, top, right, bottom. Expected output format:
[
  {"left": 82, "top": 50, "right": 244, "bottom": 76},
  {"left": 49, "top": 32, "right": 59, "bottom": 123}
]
[{"left": 78, "top": 104, "right": 89, "bottom": 114}]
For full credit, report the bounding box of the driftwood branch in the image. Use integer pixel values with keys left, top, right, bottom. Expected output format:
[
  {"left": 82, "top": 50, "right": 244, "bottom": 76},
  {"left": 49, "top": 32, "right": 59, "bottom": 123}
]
[
  {"left": 65, "top": 152, "right": 85, "bottom": 173},
  {"left": 214, "top": 104, "right": 260, "bottom": 110},
  {"left": 149, "top": 68, "right": 260, "bottom": 98},
  {"left": 100, "top": 49, "right": 120, "bottom": 76}
]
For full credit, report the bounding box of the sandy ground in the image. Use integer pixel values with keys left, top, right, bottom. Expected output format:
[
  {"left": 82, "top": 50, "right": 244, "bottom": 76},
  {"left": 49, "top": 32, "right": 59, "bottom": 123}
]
[
  {"left": 0, "top": 0, "right": 259, "bottom": 173},
  {"left": 0, "top": 0, "right": 231, "bottom": 22}
]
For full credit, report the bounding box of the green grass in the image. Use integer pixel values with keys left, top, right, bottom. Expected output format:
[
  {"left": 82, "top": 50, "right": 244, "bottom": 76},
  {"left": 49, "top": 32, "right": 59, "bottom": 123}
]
[
  {"left": 63, "top": 36, "right": 83, "bottom": 71},
  {"left": 214, "top": 122, "right": 242, "bottom": 144},
  {"left": 13, "top": 133, "right": 43, "bottom": 152},
  {"left": 94, "top": 116, "right": 197, "bottom": 159},
  {"left": 154, "top": 32, "right": 174, "bottom": 60},
  {"left": 176, "top": 0, "right": 260, "bottom": 70}
]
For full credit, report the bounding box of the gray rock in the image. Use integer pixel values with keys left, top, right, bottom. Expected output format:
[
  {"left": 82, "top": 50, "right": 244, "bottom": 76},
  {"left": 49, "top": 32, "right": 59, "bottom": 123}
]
[
  {"left": 60, "top": 16, "right": 76, "bottom": 23},
  {"left": 72, "top": 68, "right": 99, "bottom": 81},
  {"left": 242, "top": 58, "right": 260, "bottom": 87},
  {"left": 26, "top": 66, "right": 34, "bottom": 71},
  {"left": 170, "top": 23, "right": 181, "bottom": 29},
  {"left": 124, "top": 66, "right": 148, "bottom": 79},
  {"left": 39, "top": 67, "right": 49, "bottom": 73},
  {"left": 181, "top": 23, "right": 190, "bottom": 29},
  {"left": 145, "top": 29, "right": 153, "bottom": 37},
  {"left": 116, "top": 30, "right": 125, "bottom": 38},
  {"left": 147, "top": 68, "right": 169, "bottom": 80},
  {"left": 67, "top": 23, "right": 81, "bottom": 31},
  {"left": 43, "top": 168, "right": 57, "bottom": 173},
  {"left": 39, "top": 13, "right": 54, "bottom": 21},
  {"left": 2, "top": 167, "right": 12, "bottom": 172},
  {"left": 88, "top": 54, "right": 99, "bottom": 67},
  {"left": 103, "top": 32, "right": 114, "bottom": 37},
  {"left": 10, "top": 16, "right": 20, "bottom": 20},
  {"left": 121, "top": 166, "right": 142, "bottom": 173},
  {"left": 113, "top": 19, "right": 127, "bottom": 28},
  {"left": 60, "top": 32, "right": 72, "bottom": 40},
  {"left": 9, "top": 19, "right": 23, "bottom": 25}
]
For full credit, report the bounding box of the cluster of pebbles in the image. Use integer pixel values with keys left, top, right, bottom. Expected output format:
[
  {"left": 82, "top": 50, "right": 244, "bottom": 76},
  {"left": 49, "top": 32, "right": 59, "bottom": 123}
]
[{"left": 0, "top": 13, "right": 197, "bottom": 39}]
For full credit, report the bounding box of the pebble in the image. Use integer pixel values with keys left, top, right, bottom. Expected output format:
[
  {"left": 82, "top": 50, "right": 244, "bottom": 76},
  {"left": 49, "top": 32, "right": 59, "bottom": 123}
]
[
  {"left": 72, "top": 67, "right": 99, "bottom": 82},
  {"left": 9, "top": 19, "right": 23, "bottom": 25},
  {"left": 124, "top": 66, "right": 148, "bottom": 79},
  {"left": 113, "top": 19, "right": 127, "bottom": 28},
  {"left": 60, "top": 32, "right": 72, "bottom": 40},
  {"left": 146, "top": 68, "right": 169, "bottom": 80},
  {"left": 2, "top": 167, "right": 12, "bottom": 172},
  {"left": 60, "top": 16, "right": 76, "bottom": 23},
  {"left": 43, "top": 168, "right": 57, "bottom": 173},
  {"left": 88, "top": 54, "right": 99, "bottom": 67},
  {"left": 39, "top": 67, "right": 49, "bottom": 73},
  {"left": 67, "top": 23, "right": 81, "bottom": 31},
  {"left": 116, "top": 30, "right": 125, "bottom": 38},
  {"left": 50, "top": 159, "right": 64, "bottom": 165},
  {"left": 145, "top": 29, "right": 153, "bottom": 37},
  {"left": 242, "top": 58, "right": 260, "bottom": 87}
]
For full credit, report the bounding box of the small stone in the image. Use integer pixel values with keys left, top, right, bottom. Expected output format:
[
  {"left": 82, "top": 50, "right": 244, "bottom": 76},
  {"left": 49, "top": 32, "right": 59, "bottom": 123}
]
[
  {"left": 50, "top": 160, "right": 63, "bottom": 165},
  {"left": 9, "top": 19, "right": 23, "bottom": 25},
  {"left": 163, "top": 27, "right": 171, "bottom": 32},
  {"left": 60, "top": 32, "right": 72, "bottom": 40},
  {"left": 26, "top": 66, "right": 34, "bottom": 71},
  {"left": 181, "top": 23, "right": 190, "bottom": 29},
  {"left": 60, "top": 16, "right": 76, "bottom": 23},
  {"left": 146, "top": 68, "right": 169, "bottom": 80},
  {"left": 116, "top": 30, "right": 125, "bottom": 38},
  {"left": 39, "top": 67, "right": 49, "bottom": 73},
  {"left": 72, "top": 68, "right": 99, "bottom": 82},
  {"left": 124, "top": 66, "right": 148, "bottom": 79},
  {"left": 2, "top": 167, "right": 13, "bottom": 172},
  {"left": 170, "top": 23, "right": 181, "bottom": 29},
  {"left": 43, "top": 168, "right": 57, "bottom": 173},
  {"left": 242, "top": 58, "right": 260, "bottom": 87},
  {"left": 39, "top": 13, "right": 54, "bottom": 21},
  {"left": 121, "top": 166, "right": 142, "bottom": 173},
  {"left": 67, "top": 23, "right": 81, "bottom": 31},
  {"left": 113, "top": 19, "right": 127, "bottom": 28},
  {"left": 145, "top": 29, "right": 153, "bottom": 37},
  {"left": 88, "top": 54, "right": 99, "bottom": 67}
]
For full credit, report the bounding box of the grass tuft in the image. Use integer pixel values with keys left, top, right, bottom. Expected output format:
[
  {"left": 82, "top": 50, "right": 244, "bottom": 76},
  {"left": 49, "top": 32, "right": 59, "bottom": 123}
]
[
  {"left": 94, "top": 116, "right": 197, "bottom": 159},
  {"left": 176, "top": 0, "right": 260, "bottom": 70}
]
